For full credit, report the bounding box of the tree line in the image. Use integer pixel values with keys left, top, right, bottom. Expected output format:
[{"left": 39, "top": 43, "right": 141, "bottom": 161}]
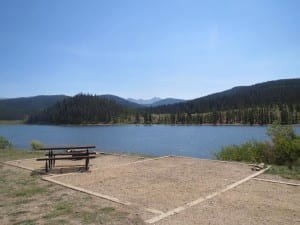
[
  {"left": 27, "top": 94, "right": 133, "bottom": 124},
  {"left": 27, "top": 95, "right": 300, "bottom": 125},
  {"left": 141, "top": 104, "right": 300, "bottom": 125},
  {"left": 148, "top": 79, "right": 300, "bottom": 115},
  {"left": 26, "top": 79, "right": 300, "bottom": 125}
]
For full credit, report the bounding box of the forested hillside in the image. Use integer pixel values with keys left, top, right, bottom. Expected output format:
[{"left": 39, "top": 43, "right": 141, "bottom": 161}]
[
  {"left": 150, "top": 79, "right": 300, "bottom": 114},
  {"left": 144, "top": 79, "right": 300, "bottom": 125},
  {"left": 0, "top": 95, "right": 68, "bottom": 120},
  {"left": 22, "top": 79, "right": 300, "bottom": 125},
  {"left": 27, "top": 94, "right": 133, "bottom": 124}
]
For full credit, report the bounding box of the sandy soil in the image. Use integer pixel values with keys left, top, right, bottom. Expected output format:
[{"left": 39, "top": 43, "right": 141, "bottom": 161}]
[
  {"left": 0, "top": 164, "right": 145, "bottom": 225},
  {"left": 52, "top": 156, "right": 255, "bottom": 220},
  {"left": 154, "top": 179, "right": 300, "bottom": 225},
  {"left": 257, "top": 173, "right": 300, "bottom": 184},
  {"left": 4, "top": 155, "right": 299, "bottom": 225}
]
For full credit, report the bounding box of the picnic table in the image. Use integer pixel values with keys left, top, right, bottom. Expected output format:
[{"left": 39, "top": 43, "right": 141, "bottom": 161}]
[{"left": 36, "top": 145, "right": 96, "bottom": 172}]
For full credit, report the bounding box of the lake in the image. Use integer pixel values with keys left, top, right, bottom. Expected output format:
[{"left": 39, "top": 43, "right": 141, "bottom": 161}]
[{"left": 1, "top": 124, "right": 299, "bottom": 159}]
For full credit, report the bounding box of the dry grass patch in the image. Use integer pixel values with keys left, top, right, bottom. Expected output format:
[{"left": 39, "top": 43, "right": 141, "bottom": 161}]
[{"left": 0, "top": 149, "right": 145, "bottom": 225}]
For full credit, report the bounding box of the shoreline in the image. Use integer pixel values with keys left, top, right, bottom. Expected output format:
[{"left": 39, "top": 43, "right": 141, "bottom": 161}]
[
  {"left": 0, "top": 120, "right": 24, "bottom": 125},
  {"left": 4, "top": 121, "right": 299, "bottom": 127}
]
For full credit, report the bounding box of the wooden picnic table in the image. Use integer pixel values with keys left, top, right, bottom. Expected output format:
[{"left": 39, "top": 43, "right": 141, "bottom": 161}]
[{"left": 36, "top": 145, "right": 96, "bottom": 172}]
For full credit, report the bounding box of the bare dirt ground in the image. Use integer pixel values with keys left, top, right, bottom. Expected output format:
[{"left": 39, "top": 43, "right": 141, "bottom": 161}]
[
  {"left": 3, "top": 154, "right": 299, "bottom": 225},
  {"left": 49, "top": 156, "right": 256, "bottom": 221},
  {"left": 257, "top": 173, "right": 300, "bottom": 184},
  {"left": 154, "top": 179, "right": 300, "bottom": 225},
  {"left": 0, "top": 164, "right": 145, "bottom": 225}
]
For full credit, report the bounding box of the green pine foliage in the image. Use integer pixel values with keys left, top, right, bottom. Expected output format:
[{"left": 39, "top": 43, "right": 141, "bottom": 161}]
[
  {"left": 150, "top": 79, "right": 300, "bottom": 114},
  {"left": 27, "top": 94, "right": 132, "bottom": 124},
  {"left": 148, "top": 105, "right": 300, "bottom": 125},
  {"left": 0, "top": 95, "right": 68, "bottom": 120},
  {"left": 25, "top": 79, "right": 300, "bottom": 125},
  {"left": 146, "top": 79, "right": 300, "bottom": 125}
]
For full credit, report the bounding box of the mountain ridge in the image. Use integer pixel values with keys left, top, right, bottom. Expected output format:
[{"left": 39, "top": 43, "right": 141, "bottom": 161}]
[
  {"left": 127, "top": 97, "right": 162, "bottom": 105},
  {"left": 0, "top": 95, "right": 69, "bottom": 120},
  {"left": 1, "top": 78, "right": 300, "bottom": 124},
  {"left": 149, "top": 78, "right": 300, "bottom": 114},
  {"left": 151, "top": 98, "right": 186, "bottom": 107},
  {"left": 98, "top": 95, "right": 143, "bottom": 108}
]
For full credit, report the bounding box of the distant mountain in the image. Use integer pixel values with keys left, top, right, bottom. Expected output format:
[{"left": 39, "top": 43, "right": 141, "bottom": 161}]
[
  {"left": 127, "top": 97, "right": 186, "bottom": 106},
  {"left": 150, "top": 78, "right": 300, "bottom": 114},
  {"left": 99, "top": 95, "right": 144, "bottom": 108},
  {"left": 25, "top": 79, "right": 300, "bottom": 125},
  {"left": 0, "top": 95, "right": 69, "bottom": 120},
  {"left": 151, "top": 98, "right": 186, "bottom": 107},
  {"left": 127, "top": 97, "right": 161, "bottom": 105}
]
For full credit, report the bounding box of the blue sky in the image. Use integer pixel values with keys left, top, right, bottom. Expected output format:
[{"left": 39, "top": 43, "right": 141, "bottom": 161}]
[{"left": 0, "top": 0, "right": 299, "bottom": 99}]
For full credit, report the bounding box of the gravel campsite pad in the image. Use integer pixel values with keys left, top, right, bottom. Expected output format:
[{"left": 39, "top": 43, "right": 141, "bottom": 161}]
[
  {"left": 4, "top": 155, "right": 299, "bottom": 224},
  {"left": 154, "top": 179, "right": 300, "bottom": 225},
  {"left": 50, "top": 156, "right": 256, "bottom": 221}
]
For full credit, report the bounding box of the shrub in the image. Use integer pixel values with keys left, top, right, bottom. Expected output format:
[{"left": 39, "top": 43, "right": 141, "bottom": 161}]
[
  {"left": 31, "top": 140, "right": 44, "bottom": 150},
  {"left": 0, "top": 136, "right": 12, "bottom": 149},
  {"left": 267, "top": 123, "right": 296, "bottom": 142},
  {"left": 267, "top": 123, "right": 300, "bottom": 168},
  {"left": 216, "top": 123, "right": 300, "bottom": 168},
  {"left": 215, "top": 140, "right": 269, "bottom": 163}
]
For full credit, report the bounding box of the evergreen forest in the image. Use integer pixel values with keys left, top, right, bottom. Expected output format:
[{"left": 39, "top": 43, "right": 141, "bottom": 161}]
[{"left": 12, "top": 79, "right": 300, "bottom": 125}]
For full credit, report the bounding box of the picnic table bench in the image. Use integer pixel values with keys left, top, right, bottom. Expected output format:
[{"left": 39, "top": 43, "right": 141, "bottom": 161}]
[{"left": 36, "top": 145, "right": 96, "bottom": 172}]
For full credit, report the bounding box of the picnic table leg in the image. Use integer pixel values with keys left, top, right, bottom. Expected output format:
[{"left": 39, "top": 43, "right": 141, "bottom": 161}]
[
  {"left": 45, "top": 160, "right": 48, "bottom": 173},
  {"left": 50, "top": 151, "right": 55, "bottom": 169},
  {"left": 85, "top": 148, "right": 89, "bottom": 170},
  {"left": 50, "top": 150, "right": 53, "bottom": 168},
  {"left": 85, "top": 157, "right": 89, "bottom": 170},
  {"left": 48, "top": 150, "right": 52, "bottom": 169}
]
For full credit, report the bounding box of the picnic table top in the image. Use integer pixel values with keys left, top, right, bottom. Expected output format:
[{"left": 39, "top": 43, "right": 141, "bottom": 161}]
[
  {"left": 39, "top": 145, "right": 96, "bottom": 151},
  {"left": 37, "top": 155, "right": 96, "bottom": 161},
  {"left": 45, "top": 151, "right": 97, "bottom": 155}
]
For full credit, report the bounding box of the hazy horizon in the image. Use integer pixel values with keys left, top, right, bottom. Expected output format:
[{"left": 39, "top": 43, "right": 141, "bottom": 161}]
[{"left": 0, "top": 77, "right": 299, "bottom": 100}]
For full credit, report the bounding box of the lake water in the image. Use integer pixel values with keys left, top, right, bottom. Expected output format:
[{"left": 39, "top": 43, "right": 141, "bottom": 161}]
[{"left": 1, "top": 124, "right": 299, "bottom": 159}]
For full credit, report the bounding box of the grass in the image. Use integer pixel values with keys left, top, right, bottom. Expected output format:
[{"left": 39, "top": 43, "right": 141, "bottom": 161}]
[
  {"left": 77, "top": 207, "right": 130, "bottom": 225},
  {"left": 8, "top": 211, "right": 30, "bottom": 217},
  {"left": 14, "top": 186, "right": 47, "bottom": 197},
  {"left": 13, "top": 220, "right": 36, "bottom": 225},
  {"left": 215, "top": 124, "right": 300, "bottom": 180},
  {"left": 0, "top": 149, "right": 43, "bottom": 163},
  {"left": 266, "top": 165, "right": 300, "bottom": 180},
  {"left": 100, "top": 207, "right": 115, "bottom": 213},
  {"left": 0, "top": 148, "right": 145, "bottom": 225},
  {"left": 216, "top": 147, "right": 300, "bottom": 180},
  {"left": 214, "top": 140, "right": 269, "bottom": 163},
  {"left": 215, "top": 142, "right": 300, "bottom": 180},
  {"left": 77, "top": 211, "right": 99, "bottom": 224},
  {"left": 43, "top": 201, "right": 73, "bottom": 219}
]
